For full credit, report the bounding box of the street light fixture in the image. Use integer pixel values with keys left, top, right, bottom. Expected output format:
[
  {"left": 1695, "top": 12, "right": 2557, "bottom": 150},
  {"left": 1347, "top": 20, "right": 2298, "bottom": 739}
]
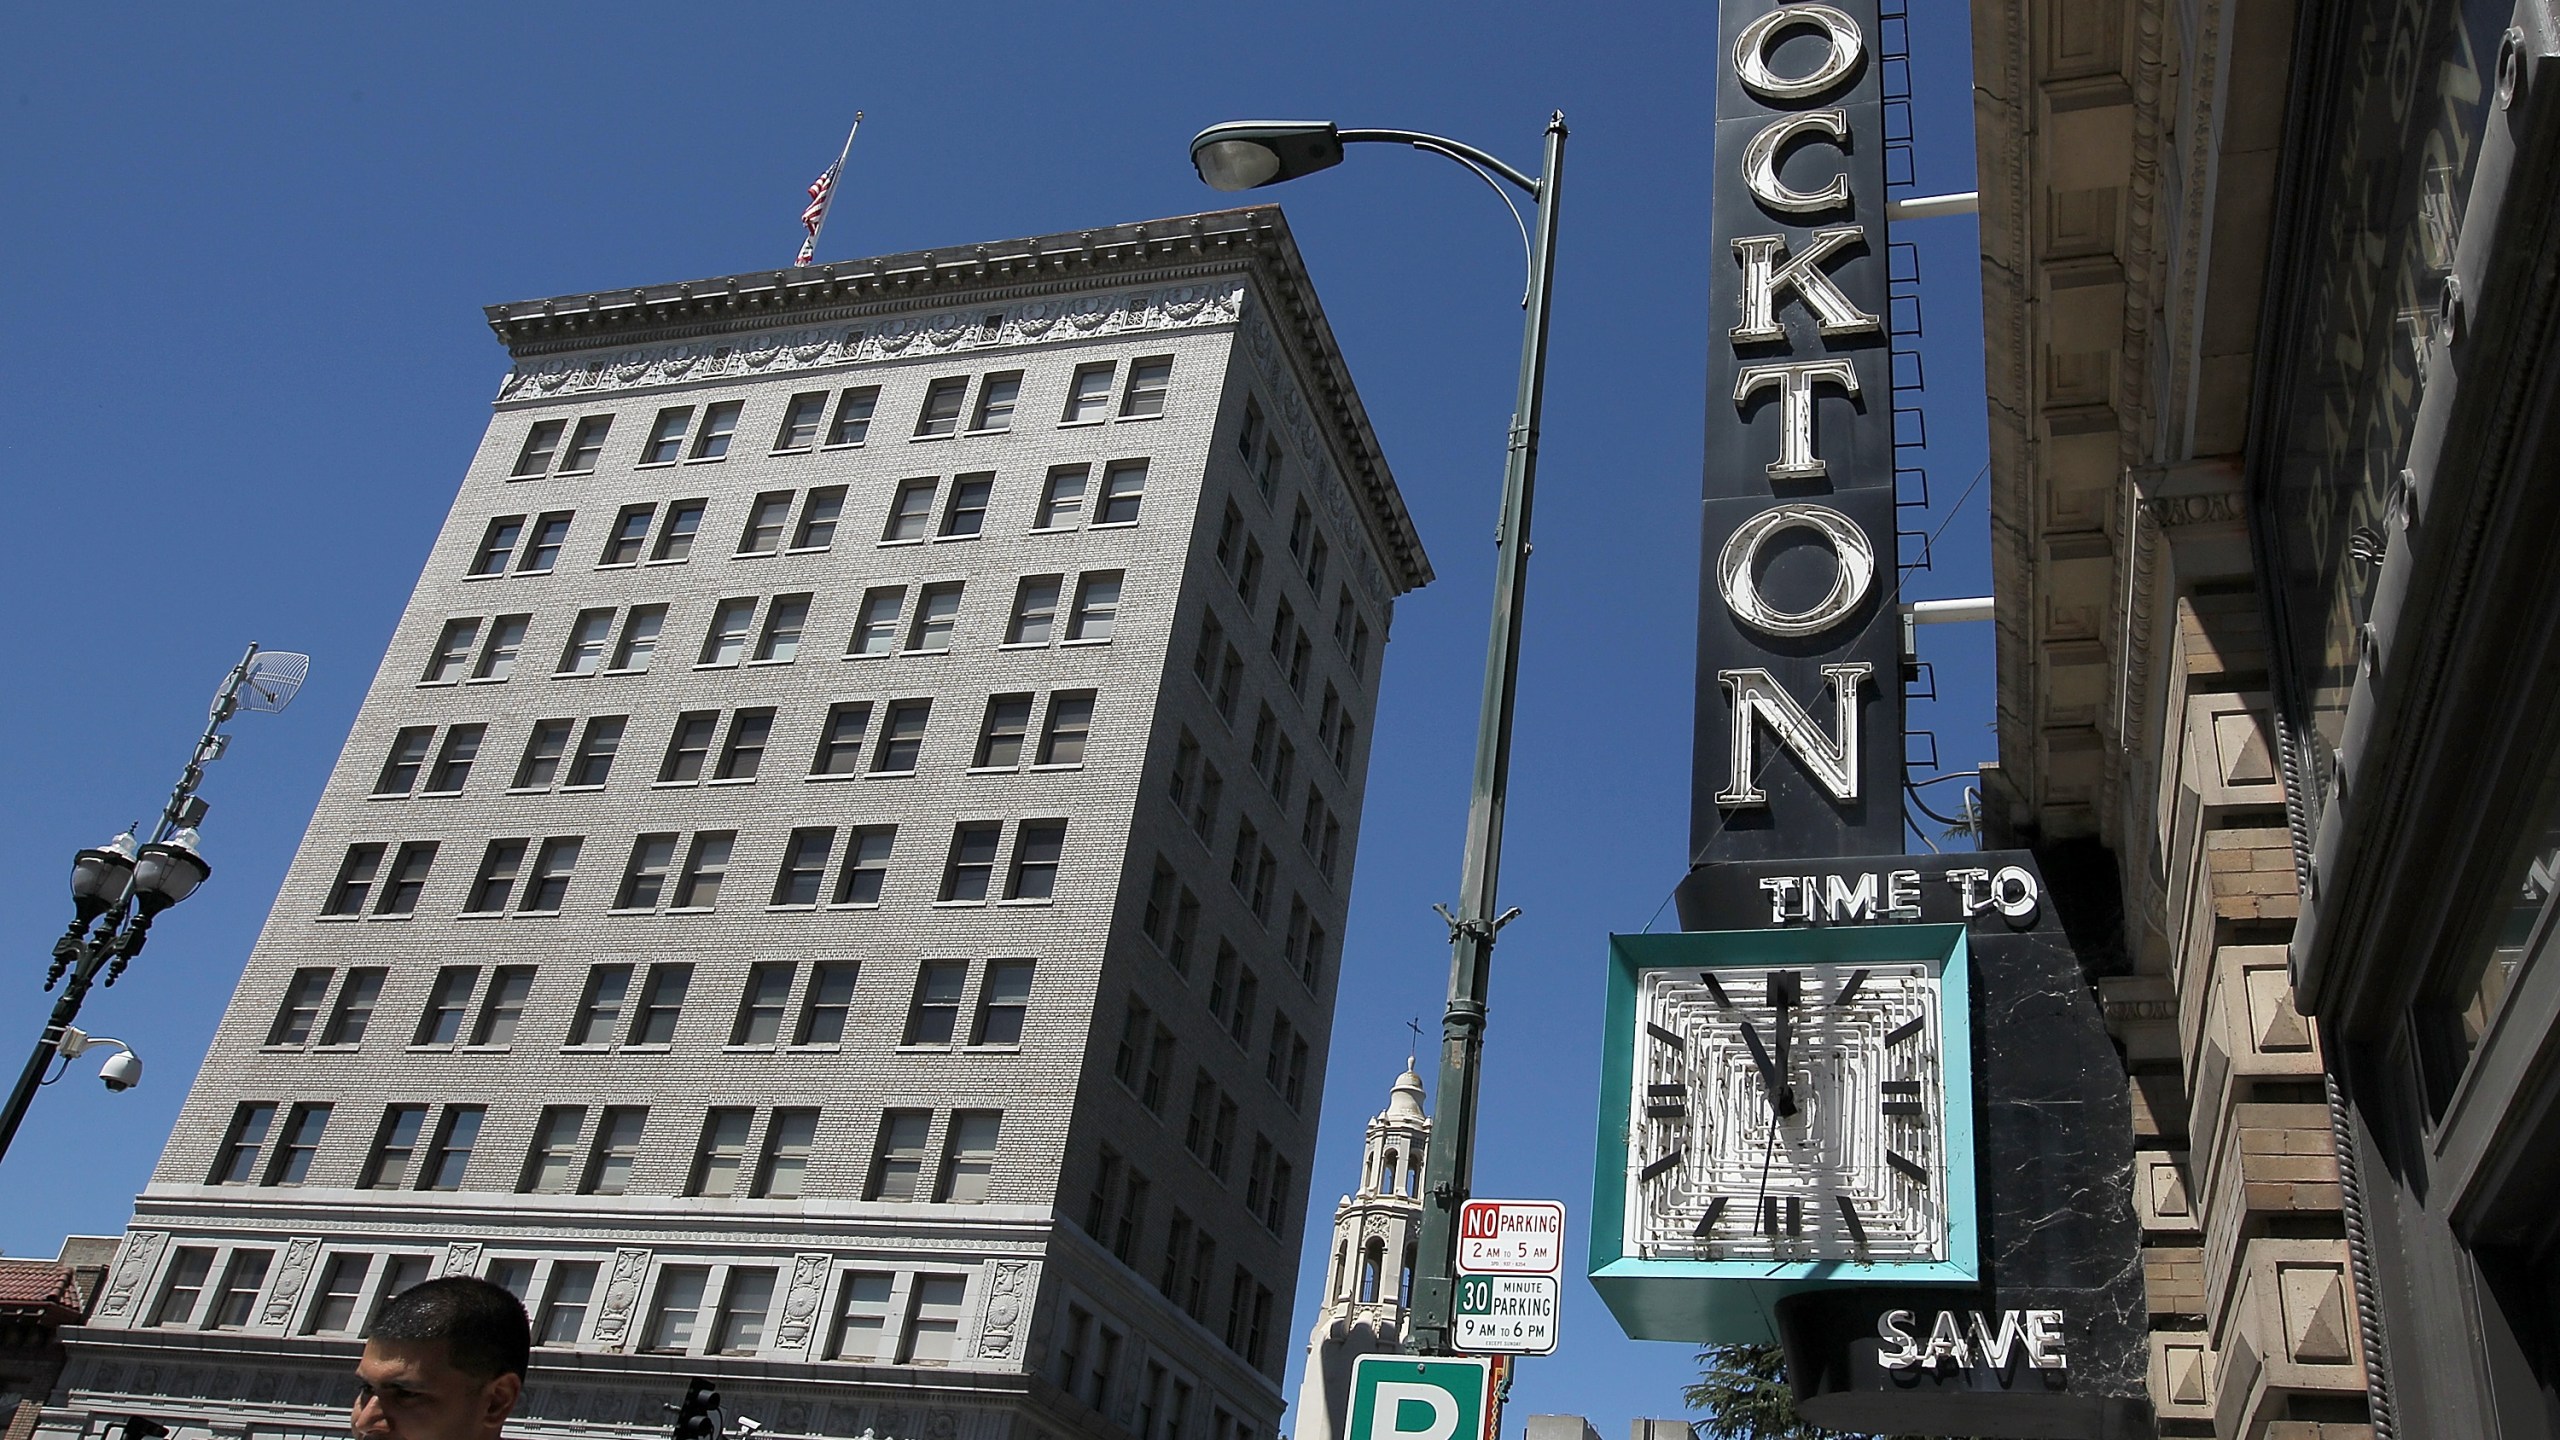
[
  {"left": 1191, "top": 111, "right": 1566, "bottom": 1356},
  {"left": 0, "top": 645, "right": 307, "bottom": 1165}
]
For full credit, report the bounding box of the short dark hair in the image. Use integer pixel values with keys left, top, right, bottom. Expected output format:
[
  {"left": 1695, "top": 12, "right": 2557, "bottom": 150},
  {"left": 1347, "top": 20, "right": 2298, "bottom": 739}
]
[{"left": 367, "top": 1276, "right": 531, "bottom": 1380}]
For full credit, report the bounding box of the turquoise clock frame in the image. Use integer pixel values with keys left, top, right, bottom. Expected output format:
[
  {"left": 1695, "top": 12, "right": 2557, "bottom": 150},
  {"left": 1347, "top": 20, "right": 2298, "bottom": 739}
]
[{"left": 1588, "top": 925, "right": 1980, "bottom": 1344}]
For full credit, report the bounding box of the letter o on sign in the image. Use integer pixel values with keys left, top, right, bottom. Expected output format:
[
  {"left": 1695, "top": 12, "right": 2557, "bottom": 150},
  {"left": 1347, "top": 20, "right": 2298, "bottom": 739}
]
[
  {"left": 1717, "top": 503, "right": 1876, "bottom": 639},
  {"left": 1991, "top": 865, "right": 2039, "bottom": 918},
  {"left": 1732, "top": 4, "right": 1868, "bottom": 102}
]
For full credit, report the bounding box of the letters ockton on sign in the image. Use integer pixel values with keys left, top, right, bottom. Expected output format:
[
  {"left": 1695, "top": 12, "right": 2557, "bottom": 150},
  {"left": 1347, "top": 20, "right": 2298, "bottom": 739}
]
[{"left": 1694, "top": 2, "right": 1902, "bottom": 862}]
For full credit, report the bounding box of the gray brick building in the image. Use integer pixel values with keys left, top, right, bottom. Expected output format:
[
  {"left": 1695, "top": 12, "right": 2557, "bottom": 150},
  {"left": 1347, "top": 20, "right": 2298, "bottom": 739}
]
[{"left": 38, "top": 206, "right": 1430, "bottom": 1440}]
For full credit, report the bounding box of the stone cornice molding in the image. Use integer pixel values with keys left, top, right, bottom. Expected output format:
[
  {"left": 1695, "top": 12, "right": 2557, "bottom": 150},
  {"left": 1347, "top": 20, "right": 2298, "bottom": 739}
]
[
  {"left": 2107, "top": 0, "right": 2176, "bottom": 843},
  {"left": 481, "top": 207, "right": 1431, "bottom": 597}
]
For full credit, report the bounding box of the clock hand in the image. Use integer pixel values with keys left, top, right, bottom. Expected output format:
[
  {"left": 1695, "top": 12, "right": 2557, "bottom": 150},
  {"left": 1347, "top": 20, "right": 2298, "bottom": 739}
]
[
  {"left": 1770, "top": 971, "right": 1799, "bottom": 1117},
  {"left": 1739, "top": 1021, "right": 1785, "bottom": 1114}
]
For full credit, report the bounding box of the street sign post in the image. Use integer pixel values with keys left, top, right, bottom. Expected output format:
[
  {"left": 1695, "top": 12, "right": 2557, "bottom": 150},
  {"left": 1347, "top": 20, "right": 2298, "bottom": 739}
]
[
  {"left": 1453, "top": 1274, "right": 1559, "bottom": 1355},
  {"left": 1456, "top": 1199, "right": 1566, "bottom": 1274},
  {"left": 1346, "top": 1355, "right": 1494, "bottom": 1440}
]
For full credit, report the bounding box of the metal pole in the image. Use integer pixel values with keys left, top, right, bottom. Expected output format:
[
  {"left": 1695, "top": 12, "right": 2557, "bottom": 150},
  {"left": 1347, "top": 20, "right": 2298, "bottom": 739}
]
[
  {"left": 0, "top": 933, "right": 111, "bottom": 1164},
  {"left": 1408, "top": 110, "right": 1566, "bottom": 1355}
]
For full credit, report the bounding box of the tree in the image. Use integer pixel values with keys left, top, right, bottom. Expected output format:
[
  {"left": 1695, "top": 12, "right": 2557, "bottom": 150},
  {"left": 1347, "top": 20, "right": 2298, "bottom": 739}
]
[{"left": 1684, "top": 1345, "right": 1827, "bottom": 1440}]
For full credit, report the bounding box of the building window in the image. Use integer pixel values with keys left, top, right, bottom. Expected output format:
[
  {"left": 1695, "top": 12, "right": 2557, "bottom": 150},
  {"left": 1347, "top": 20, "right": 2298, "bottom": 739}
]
[
  {"left": 472, "top": 615, "right": 530, "bottom": 680},
  {"left": 660, "top": 712, "right": 718, "bottom": 783},
  {"left": 609, "top": 606, "right": 666, "bottom": 672},
  {"left": 643, "top": 407, "right": 693, "bottom": 464},
  {"left": 940, "top": 473, "right": 994, "bottom": 538},
  {"left": 873, "top": 701, "right": 930, "bottom": 774},
  {"left": 714, "top": 710, "right": 773, "bottom": 780},
  {"left": 938, "top": 1112, "right": 1001, "bottom": 1203},
  {"left": 406, "top": 967, "right": 473, "bottom": 1047},
  {"left": 797, "top": 962, "right": 859, "bottom": 1044},
  {"left": 423, "top": 619, "right": 479, "bottom": 683},
  {"left": 689, "top": 400, "right": 743, "bottom": 460},
  {"left": 971, "top": 960, "right": 1033, "bottom": 1045},
  {"left": 883, "top": 479, "right": 937, "bottom": 541},
  {"left": 420, "top": 1106, "right": 483, "bottom": 1191},
  {"left": 904, "top": 582, "right": 963, "bottom": 653},
  {"left": 747, "top": 594, "right": 808, "bottom": 661},
  {"left": 471, "top": 967, "right": 533, "bottom": 1045},
  {"left": 849, "top": 586, "right": 904, "bottom": 655},
  {"left": 537, "top": 1261, "right": 599, "bottom": 1347},
  {"left": 1064, "top": 362, "right": 1115, "bottom": 423},
  {"left": 905, "top": 961, "right": 968, "bottom": 1043},
  {"left": 372, "top": 1256, "right": 432, "bottom": 1324},
  {"left": 732, "top": 963, "right": 795, "bottom": 1046},
  {"left": 827, "top": 387, "right": 879, "bottom": 446},
  {"left": 213, "top": 1102, "right": 277, "bottom": 1184},
  {"left": 607, "top": 847, "right": 697, "bottom": 928},
  {"left": 463, "top": 840, "right": 525, "bottom": 914},
  {"left": 773, "top": 829, "right": 834, "bottom": 906},
  {"left": 560, "top": 415, "right": 611, "bottom": 473},
  {"left": 569, "top": 965, "right": 632, "bottom": 1046},
  {"left": 868, "top": 1110, "right": 931, "bottom": 1200},
  {"left": 321, "top": 969, "right": 386, "bottom": 1042},
  {"left": 939, "top": 824, "right": 1000, "bottom": 903},
  {"left": 418, "top": 725, "right": 482, "bottom": 794},
  {"left": 1006, "top": 821, "right": 1065, "bottom": 901},
  {"left": 519, "top": 837, "right": 580, "bottom": 912},
  {"left": 323, "top": 844, "right": 384, "bottom": 916},
  {"left": 974, "top": 695, "right": 1034, "bottom": 769},
  {"left": 644, "top": 1266, "right": 709, "bottom": 1353},
  {"left": 1035, "top": 465, "right": 1087, "bottom": 530},
  {"left": 671, "top": 832, "right": 733, "bottom": 908},
  {"left": 601, "top": 505, "right": 653, "bottom": 566},
  {"left": 306, "top": 1253, "right": 369, "bottom": 1335},
  {"left": 713, "top": 1268, "right": 777, "bottom": 1355},
  {"left": 652, "top": 501, "right": 706, "bottom": 562},
  {"left": 517, "top": 513, "right": 570, "bottom": 574},
  {"left": 915, "top": 378, "right": 969, "bottom": 437},
  {"left": 836, "top": 827, "right": 895, "bottom": 905},
  {"left": 513, "top": 421, "right": 565, "bottom": 478},
  {"left": 521, "top": 1107, "right": 585, "bottom": 1194},
  {"left": 794, "top": 487, "right": 846, "bottom": 550},
  {"left": 511, "top": 719, "right": 570, "bottom": 790},
  {"left": 565, "top": 717, "right": 625, "bottom": 788},
  {"left": 811, "top": 701, "right": 871, "bottom": 775},
  {"left": 1005, "top": 576, "right": 1062, "bottom": 646},
  {"left": 149, "top": 1249, "right": 215, "bottom": 1327},
  {"left": 1096, "top": 461, "right": 1147, "bottom": 524},
  {"left": 1037, "top": 692, "right": 1093, "bottom": 766},
  {"left": 1121, "top": 357, "right": 1172, "bottom": 417},
  {"left": 902, "top": 1275, "right": 969, "bottom": 1364},
  {"left": 582, "top": 1107, "right": 646, "bottom": 1195},
  {"left": 970, "top": 372, "right": 1022, "bottom": 432},
  {"left": 690, "top": 1108, "right": 754, "bottom": 1197},
  {"left": 1067, "top": 572, "right": 1121, "bottom": 641},
  {"left": 362, "top": 1106, "right": 426, "bottom": 1189},
  {"left": 628, "top": 964, "right": 691, "bottom": 1044},
  {"left": 471, "top": 516, "right": 526, "bottom": 576},
  {"left": 738, "top": 491, "right": 793, "bottom": 555},
  {"left": 831, "top": 1272, "right": 896, "bottom": 1360},
  {"left": 775, "top": 392, "right": 829, "bottom": 451},
  {"left": 700, "top": 598, "right": 755, "bottom": 666},
  {"left": 269, "top": 969, "right": 331, "bottom": 1045},
  {"left": 207, "top": 1249, "right": 273, "bottom": 1329},
  {"left": 376, "top": 727, "right": 435, "bottom": 795},
  {"left": 755, "top": 1109, "right": 820, "bottom": 1198}
]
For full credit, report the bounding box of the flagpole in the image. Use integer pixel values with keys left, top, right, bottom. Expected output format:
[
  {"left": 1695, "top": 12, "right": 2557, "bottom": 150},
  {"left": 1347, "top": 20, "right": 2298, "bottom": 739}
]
[{"left": 796, "top": 112, "right": 863, "bottom": 266}]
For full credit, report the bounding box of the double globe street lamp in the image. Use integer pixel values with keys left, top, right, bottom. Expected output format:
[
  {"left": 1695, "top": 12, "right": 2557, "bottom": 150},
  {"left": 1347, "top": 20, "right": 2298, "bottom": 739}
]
[
  {"left": 1190, "top": 114, "right": 1566, "bottom": 1355},
  {"left": 0, "top": 645, "right": 308, "bottom": 1166}
]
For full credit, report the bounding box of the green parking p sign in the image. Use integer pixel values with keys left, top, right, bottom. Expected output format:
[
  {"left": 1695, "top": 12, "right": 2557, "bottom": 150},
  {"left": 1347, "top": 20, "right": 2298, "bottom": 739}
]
[{"left": 1345, "top": 1356, "right": 1493, "bottom": 1440}]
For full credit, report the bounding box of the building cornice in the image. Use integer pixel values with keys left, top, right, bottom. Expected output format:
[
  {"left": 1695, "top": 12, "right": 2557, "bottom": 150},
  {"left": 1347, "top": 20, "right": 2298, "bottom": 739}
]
[{"left": 482, "top": 207, "right": 1431, "bottom": 596}]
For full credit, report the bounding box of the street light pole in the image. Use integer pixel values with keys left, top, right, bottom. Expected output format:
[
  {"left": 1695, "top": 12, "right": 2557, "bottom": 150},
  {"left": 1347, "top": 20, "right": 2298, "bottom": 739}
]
[
  {"left": 0, "top": 644, "right": 307, "bottom": 1167},
  {"left": 1189, "top": 111, "right": 1567, "bottom": 1355}
]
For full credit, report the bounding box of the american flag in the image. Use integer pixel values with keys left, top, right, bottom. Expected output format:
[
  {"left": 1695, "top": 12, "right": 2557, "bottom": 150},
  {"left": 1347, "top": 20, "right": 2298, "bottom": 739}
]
[{"left": 795, "top": 114, "right": 862, "bottom": 267}]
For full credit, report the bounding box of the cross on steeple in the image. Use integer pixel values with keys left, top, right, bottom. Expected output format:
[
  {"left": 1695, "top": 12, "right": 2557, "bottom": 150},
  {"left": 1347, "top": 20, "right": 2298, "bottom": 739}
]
[{"left": 1405, "top": 1016, "right": 1423, "bottom": 1066}]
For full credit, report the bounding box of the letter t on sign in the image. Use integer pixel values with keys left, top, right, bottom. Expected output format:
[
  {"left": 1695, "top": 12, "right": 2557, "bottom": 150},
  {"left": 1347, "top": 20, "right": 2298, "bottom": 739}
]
[{"left": 1734, "top": 360, "right": 1859, "bottom": 481}]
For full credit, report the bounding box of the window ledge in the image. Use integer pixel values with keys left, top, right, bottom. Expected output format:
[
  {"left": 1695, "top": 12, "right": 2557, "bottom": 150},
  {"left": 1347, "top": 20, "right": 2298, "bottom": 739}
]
[
  {"left": 504, "top": 786, "right": 550, "bottom": 796},
  {"left": 693, "top": 662, "right": 743, "bottom": 672},
  {"left": 733, "top": 550, "right": 778, "bottom": 561},
  {"left": 652, "top": 779, "right": 701, "bottom": 790},
  {"left": 516, "top": 908, "right": 563, "bottom": 918},
  {"left": 821, "top": 441, "right": 868, "bottom": 452},
  {"left": 681, "top": 455, "right": 732, "bottom": 465},
  {"left": 606, "top": 907, "right": 655, "bottom": 917},
  {"left": 1089, "top": 521, "right": 1141, "bottom": 532},
  {"left": 666, "top": 906, "right": 715, "bottom": 916},
  {"left": 1056, "top": 418, "right": 1107, "bottom": 430},
  {"left": 405, "top": 1044, "right": 456, "bottom": 1054},
  {"left": 1116, "top": 412, "right": 1165, "bottom": 424},
  {"left": 560, "top": 1044, "right": 611, "bottom": 1054},
  {"left": 464, "top": 676, "right": 513, "bottom": 686},
  {"left": 634, "top": 460, "right": 678, "bottom": 470},
  {"left": 931, "top": 533, "right": 985, "bottom": 544},
  {"left": 705, "top": 776, "right": 756, "bottom": 787},
  {"left": 746, "top": 657, "right": 799, "bottom": 668},
  {"left": 1028, "top": 762, "right": 1086, "bottom": 774},
  {"left": 931, "top": 900, "right": 987, "bottom": 910},
  {"left": 600, "top": 666, "right": 652, "bottom": 678},
  {"left": 558, "top": 784, "right": 606, "bottom": 794},
  {"left": 461, "top": 573, "right": 506, "bottom": 583},
  {"left": 415, "top": 679, "right": 460, "bottom": 689},
  {"left": 900, "top": 648, "right": 952, "bottom": 658},
  {"left": 366, "top": 792, "right": 408, "bottom": 802},
  {"left": 723, "top": 1044, "right": 779, "bottom": 1055},
  {"left": 824, "top": 901, "right": 883, "bottom": 912},
  {"left": 456, "top": 911, "right": 504, "bottom": 921},
  {"left": 783, "top": 545, "right": 833, "bottom": 557},
  {"left": 770, "top": 447, "right": 813, "bottom": 458},
  {"left": 909, "top": 433, "right": 956, "bottom": 443},
  {"left": 643, "top": 557, "right": 690, "bottom": 568},
  {"left": 622, "top": 1044, "right": 673, "bottom": 1054},
  {"left": 868, "top": 769, "right": 918, "bottom": 780},
  {"left": 417, "top": 788, "right": 464, "bottom": 799},
  {"left": 996, "top": 898, "right": 1056, "bottom": 909},
  {"left": 997, "top": 641, "right": 1052, "bottom": 651},
  {"left": 804, "top": 772, "right": 861, "bottom": 783},
  {"left": 965, "top": 765, "right": 1021, "bottom": 777},
  {"left": 1059, "top": 638, "right": 1114, "bottom": 648},
  {"left": 766, "top": 904, "right": 818, "bottom": 914}
]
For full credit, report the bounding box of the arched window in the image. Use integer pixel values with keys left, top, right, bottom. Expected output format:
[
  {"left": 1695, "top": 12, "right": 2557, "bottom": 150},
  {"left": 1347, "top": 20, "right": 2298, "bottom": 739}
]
[
  {"left": 1399, "top": 1242, "right": 1417, "bottom": 1309},
  {"left": 1333, "top": 1241, "right": 1349, "bottom": 1297},
  {"left": 1380, "top": 1149, "right": 1399, "bottom": 1196},
  {"left": 1359, "top": 1238, "right": 1384, "bottom": 1303},
  {"left": 1406, "top": 1147, "right": 1423, "bottom": 1197}
]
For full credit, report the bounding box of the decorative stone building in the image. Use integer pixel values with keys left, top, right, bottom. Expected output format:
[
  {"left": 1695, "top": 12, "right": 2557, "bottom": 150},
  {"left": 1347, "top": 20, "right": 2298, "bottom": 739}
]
[
  {"left": 1289, "top": 1064, "right": 1429, "bottom": 1440},
  {"left": 36, "top": 207, "right": 1430, "bottom": 1440},
  {"left": 1973, "top": 0, "right": 2559, "bottom": 1434}
]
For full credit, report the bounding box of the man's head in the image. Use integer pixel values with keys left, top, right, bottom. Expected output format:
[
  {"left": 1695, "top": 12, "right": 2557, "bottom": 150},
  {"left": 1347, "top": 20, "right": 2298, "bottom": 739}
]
[{"left": 353, "top": 1277, "right": 530, "bottom": 1440}]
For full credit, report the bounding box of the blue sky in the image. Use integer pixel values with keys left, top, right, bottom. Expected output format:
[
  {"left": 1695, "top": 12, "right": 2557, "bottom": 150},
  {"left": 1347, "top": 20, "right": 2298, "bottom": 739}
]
[{"left": 0, "top": 5, "right": 1990, "bottom": 1436}]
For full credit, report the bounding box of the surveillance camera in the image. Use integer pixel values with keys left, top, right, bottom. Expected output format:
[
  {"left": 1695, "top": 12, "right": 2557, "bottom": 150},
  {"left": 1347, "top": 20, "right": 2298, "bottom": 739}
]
[
  {"left": 100, "top": 1050, "right": 143, "bottom": 1092},
  {"left": 733, "top": 1419, "right": 764, "bottom": 1436}
]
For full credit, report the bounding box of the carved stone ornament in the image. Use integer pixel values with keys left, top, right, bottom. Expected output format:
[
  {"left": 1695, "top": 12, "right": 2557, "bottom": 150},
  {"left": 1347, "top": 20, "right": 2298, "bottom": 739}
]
[
  {"left": 260, "top": 1237, "right": 324, "bottom": 1327},
  {"left": 588, "top": 1248, "right": 653, "bottom": 1346},
  {"left": 495, "top": 282, "right": 1244, "bottom": 404},
  {"left": 99, "top": 1230, "right": 170, "bottom": 1317},
  {"left": 975, "top": 1258, "right": 1034, "bottom": 1360},
  {"left": 1237, "top": 305, "right": 1395, "bottom": 607},
  {"left": 439, "top": 1241, "right": 483, "bottom": 1278},
  {"left": 775, "top": 1253, "right": 832, "bottom": 1352}
]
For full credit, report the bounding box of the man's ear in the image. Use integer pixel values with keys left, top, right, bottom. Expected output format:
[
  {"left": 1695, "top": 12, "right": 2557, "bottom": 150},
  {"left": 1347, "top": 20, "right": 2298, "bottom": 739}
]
[{"left": 480, "top": 1372, "right": 523, "bottom": 1430}]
